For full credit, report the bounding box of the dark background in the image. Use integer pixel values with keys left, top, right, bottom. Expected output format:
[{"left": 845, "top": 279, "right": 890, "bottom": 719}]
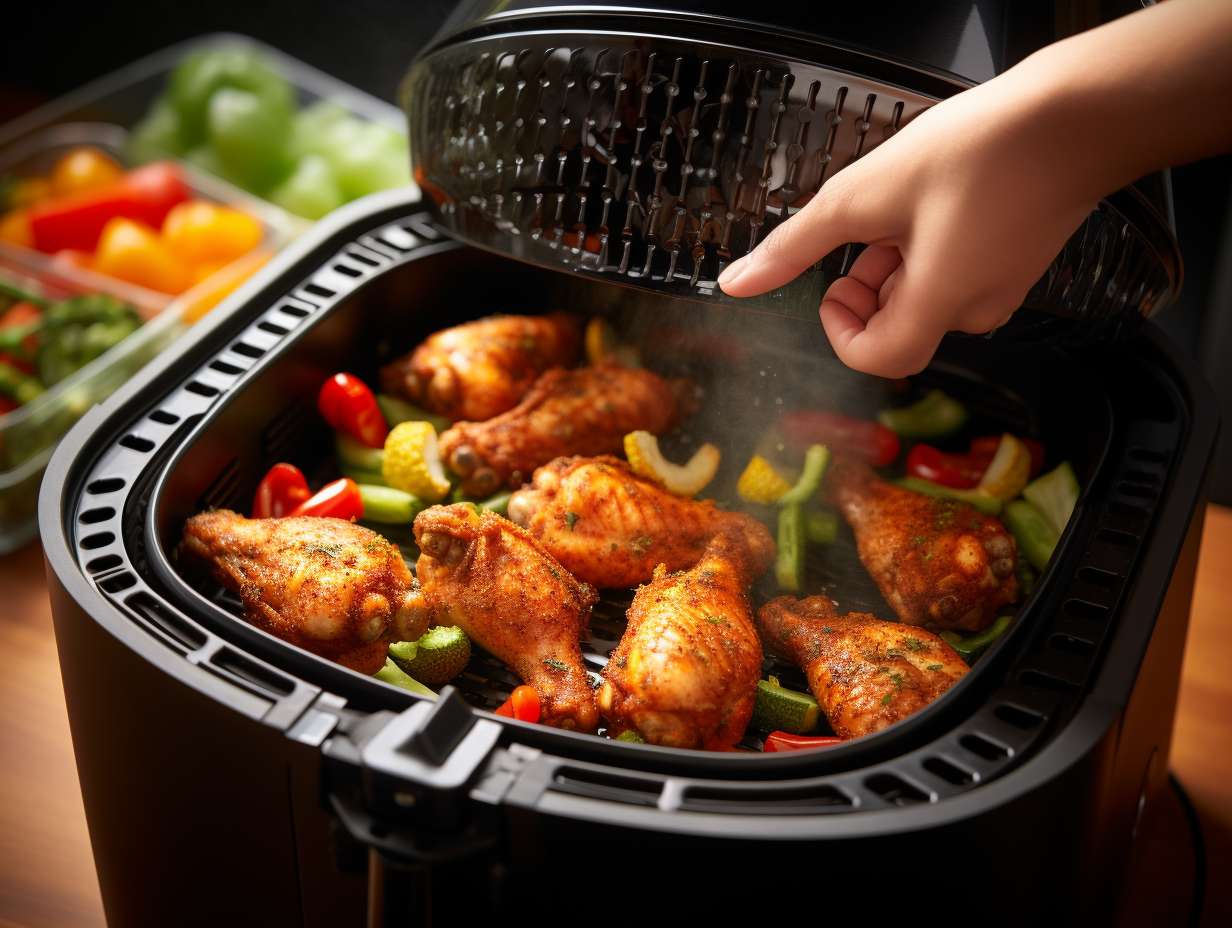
[{"left": 4, "top": 0, "right": 1230, "bottom": 501}]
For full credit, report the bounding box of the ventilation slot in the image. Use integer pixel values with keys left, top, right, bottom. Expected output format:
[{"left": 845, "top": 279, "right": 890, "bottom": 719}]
[
  {"left": 960, "top": 733, "right": 1011, "bottom": 762},
  {"left": 1122, "top": 469, "right": 1159, "bottom": 486},
  {"left": 994, "top": 703, "right": 1045, "bottom": 730},
  {"left": 79, "top": 506, "right": 115, "bottom": 524},
  {"left": 551, "top": 768, "right": 662, "bottom": 807},
  {"left": 79, "top": 531, "right": 115, "bottom": 550},
  {"left": 1118, "top": 481, "right": 1158, "bottom": 500},
  {"left": 922, "top": 756, "right": 976, "bottom": 787},
  {"left": 1077, "top": 566, "right": 1120, "bottom": 590},
  {"left": 119, "top": 434, "right": 155, "bottom": 453},
  {"left": 85, "top": 553, "right": 122, "bottom": 574},
  {"left": 185, "top": 381, "right": 220, "bottom": 398},
  {"left": 210, "top": 646, "right": 296, "bottom": 697},
  {"left": 232, "top": 341, "right": 265, "bottom": 359},
  {"left": 333, "top": 263, "right": 361, "bottom": 278},
  {"left": 683, "top": 783, "right": 852, "bottom": 814},
  {"left": 125, "top": 591, "right": 207, "bottom": 651},
  {"left": 346, "top": 250, "right": 380, "bottom": 267},
  {"left": 1096, "top": 527, "right": 1138, "bottom": 548},
  {"left": 209, "top": 359, "right": 244, "bottom": 377},
  {"left": 280, "top": 303, "right": 310, "bottom": 317},
  {"left": 302, "top": 282, "right": 335, "bottom": 300},
  {"left": 1049, "top": 633, "right": 1095, "bottom": 658},
  {"left": 149, "top": 409, "right": 180, "bottom": 426},
  {"left": 257, "top": 319, "right": 290, "bottom": 337},
  {"left": 1063, "top": 599, "right": 1108, "bottom": 622},
  {"left": 98, "top": 571, "right": 137, "bottom": 594},
  {"left": 864, "top": 773, "right": 931, "bottom": 806},
  {"left": 1019, "top": 669, "right": 1077, "bottom": 692},
  {"left": 1128, "top": 447, "right": 1168, "bottom": 465},
  {"left": 86, "top": 477, "right": 124, "bottom": 494}
]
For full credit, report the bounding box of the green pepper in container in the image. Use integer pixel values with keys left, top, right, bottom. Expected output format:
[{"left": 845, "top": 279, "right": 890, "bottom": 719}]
[{"left": 878, "top": 389, "right": 969, "bottom": 439}]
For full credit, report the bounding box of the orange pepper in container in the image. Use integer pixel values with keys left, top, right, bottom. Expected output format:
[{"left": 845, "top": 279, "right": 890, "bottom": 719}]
[
  {"left": 162, "top": 201, "right": 263, "bottom": 266},
  {"left": 93, "top": 217, "right": 191, "bottom": 294},
  {"left": 49, "top": 148, "right": 124, "bottom": 197},
  {"left": 0, "top": 210, "right": 32, "bottom": 248}
]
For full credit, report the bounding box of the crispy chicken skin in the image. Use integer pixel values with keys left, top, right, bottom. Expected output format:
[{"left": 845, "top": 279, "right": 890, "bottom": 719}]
[
  {"left": 180, "top": 512, "right": 428, "bottom": 674},
  {"left": 507, "top": 455, "right": 775, "bottom": 588},
  {"left": 827, "top": 458, "right": 1017, "bottom": 632},
  {"left": 413, "top": 504, "right": 600, "bottom": 732},
  {"left": 598, "top": 532, "right": 763, "bottom": 750},
  {"left": 440, "top": 363, "right": 690, "bottom": 496},
  {"left": 757, "top": 596, "right": 968, "bottom": 739},
  {"left": 379, "top": 312, "right": 581, "bottom": 422}
]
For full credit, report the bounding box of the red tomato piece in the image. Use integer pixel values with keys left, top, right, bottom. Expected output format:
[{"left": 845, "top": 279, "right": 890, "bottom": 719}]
[
  {"left": 287, "top": 477, "right": 363, "bottom": 520},
  {"left": 762, "top": 732, "right": 845, "bottom": 753},
  {"left": 317, "top": 372, "right": 388, "bottom": 448},
  {"left": 251, "top": 462, "right": 311, "bottom": 518}
]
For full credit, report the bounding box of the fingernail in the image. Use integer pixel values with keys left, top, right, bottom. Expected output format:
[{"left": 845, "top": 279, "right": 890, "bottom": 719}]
[{"left": 718, "top": 255, "right": 749, "bottom": 289}]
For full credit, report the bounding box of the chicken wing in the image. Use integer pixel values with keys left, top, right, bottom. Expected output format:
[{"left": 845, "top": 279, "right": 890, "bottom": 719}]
[
  {"left": 598, "top": 532, "right": 763, "bottom": 750},
  {"left": 180, "top": 512, "right": 428, "bottom": 674},
  {"left": 380, "top": 312, "right": 581, "bottom": 422},
  {"left": 757, "top": 596, "right": 968, "bottom": 739},
  {"left": 440, "top": 363, "right": 692, "bottom": 496},
  {"left": 827, "top": 458, "right": 1017, "bottom": 632},
  {"left": 507, "top": 455, "right": 775, "bottom": 588},
  {"left": 413, "top": 504, "right": 599, "bottom": 731}
]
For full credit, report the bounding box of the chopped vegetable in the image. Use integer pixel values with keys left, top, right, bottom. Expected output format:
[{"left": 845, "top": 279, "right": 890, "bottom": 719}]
[
  {"left": 778, "top": 444, "right": 830, "bottom": 506},
  {"left": 971, "top": 435, "right": 1045, "bottom": 477},
  {"left": 1022, "top": 461, "right": 1080, "bottom": 536},
  {"left": 49, "top": 148, "right": 123, "bottom": 198},
  {"left": 167, "top": 46, "right": 295, "bottom": 149},
  {"left": 267, "top": 154, "right": 345, "bottom": 220},
  {"left": 288, "top": 477, "right": 363, "bottom": 520},
  {"left": 752, "top": 675, "right": 821, "bottom": 734},
  {"left": 804, "top": 509, "right": 840, "bottom": 545},
  {"left": 762, "top": 732, "right": 844, "bottom": 753},
  {"left": 775, "top": 504, "right": 805, "bottom": 592},
  {"left": 336, "top": 431, "right": 385, "bottom": 472},
  {"left": 339, "top": 464, "right": 386, "bottom": 487},
  {"left": 877, "top": 389, "right": 968, "bottom": 439},
  {"left": 584, "top": 316, "right": 640, "bottom": 367},
  {"left": 162, "top": 200, "right": 263, "bottom": 266},
  {"left": 940, "top": 615, "right": 1014, "bottom": 663},
  {"left": 905, "top": 444, "right": 988, "bottom": 489},
  {"left": 358, "top": 484, "right": 424, "bottom": 524},
  {"left": 318, "top": 372, "right": 388, "bottom": 448},
  {"left": 494, "top": 685, "right": 541, "bottom": 722},
  {"left": 206, "top": 87, "right": 293, "bottom": 191},
  {"left": 623, "top": 430, "right": 720, "bottom": 497},
  {"left": 27, "top": 162, "right": 191, "bottom": 253},
  {"left": 1016, "top": 556, "right": 1038, "bottom": 596},
  {"left": 34, "top": 294, "right": 142, "bottom": 386},
  {"left": 92, "top": 218, "right": 191, "bottom": 294},
  {"left": 0, "top": 360, "right": 44, "bottom": 405},
  {"left": 976, "top": 433, "right": 1032, "bottom": 501},
  {"left": 382, "top": 421, "right": 452, "bottom": 502},
  {"left": 615, "top": 730, "right": 646, "bottom": 743},
  {"left": 1003, "top": 499, "right": 1059, "bottom": 572},
  {"left": 737, "top": 454, "right": 793, "bottom": 504},
  {"left": 251, "top": 462, "right": 310, "bottom": 518},
  {"left": 779, "top": 410, "right": 900, "bottom": 467},
  {"left": 374, "top": 657, "right": 437, "bottom": 696},
  {"left": 479, "top": 491, "right": 512, "bottom": 516},
  {"left": 894, "top": 476, "right": 1003, "bottom": 515},
  {"left": 389, "top": 626, "right": 471, "bottom": 686},
  {"left": 376, "top": 392, "right": 451, "bottom": 433}
]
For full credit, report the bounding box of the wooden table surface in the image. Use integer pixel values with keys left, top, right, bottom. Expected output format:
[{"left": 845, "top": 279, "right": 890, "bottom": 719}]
[{"left": 1, "top": 507, "right": 1230, "bottom": 927}]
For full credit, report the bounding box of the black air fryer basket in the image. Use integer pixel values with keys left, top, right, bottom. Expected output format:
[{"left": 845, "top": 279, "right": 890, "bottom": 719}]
[{"left": 39, "top": 4, "right": 1216, "bottom": 926}]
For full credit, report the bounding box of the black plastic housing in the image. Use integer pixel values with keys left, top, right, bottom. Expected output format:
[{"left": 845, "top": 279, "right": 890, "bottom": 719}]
[{"left": 40, "top": 188, "right": 1217, "bottom": 924}]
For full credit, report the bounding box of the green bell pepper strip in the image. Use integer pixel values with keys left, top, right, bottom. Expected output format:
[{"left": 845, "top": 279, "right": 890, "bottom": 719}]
[
  {"left": 479, "top": 491, "right": 512, "bottom": 516},
  {"left": 373, "top": 657, "right": 437, "bottom": 696},
  {"left": 941, "top": 615, "right": 1014, "bottom": 662},
  {"left": 1003, "top": 499, "right": 1059, "bottom": 572},
  {"left": 339, "top": 464, "right": 387, "bottom": 487},
  {"left": 878, "top": 389, "right": 969, "bottom": 439},
  {"left": 376, "top": 393, "right": 451, "bottom": 433},
  {"left": 778, "top": 443, "right": 830, "bottom": 506},
  {"left": 336, "top": 431, "right": 385, "bottom": 472},
  {"left": 894, "top": 476, "right": 1003, "bottom": 515},
  {"left": 357, "top": 484, "right": 424, "bottom": 524},
  {"left": 775, "top": 503, "right": 806, "bottom": 592}
]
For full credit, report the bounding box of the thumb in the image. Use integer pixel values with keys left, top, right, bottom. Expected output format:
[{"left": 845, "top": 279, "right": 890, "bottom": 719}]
[
  {"left": 820, "top": 271, "right": 949, "bottom": 379},
  {"left": 718, "top": 171, "right": 887, "bottom": 297}
]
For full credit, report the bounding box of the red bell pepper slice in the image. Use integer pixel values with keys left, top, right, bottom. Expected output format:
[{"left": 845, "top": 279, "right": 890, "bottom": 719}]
[
  {"left": 287, "top": 477, "right": 363, "bottom": 520},
  {"left": 779, "top": 410, "right": 900, "bottom": 467},
  {"left": 494, "top": 685, "right": 541, "bottom": 723},
  {"left": 27, "top": 162, "right": 192, "bottom": 253},
  {"left": 251, "top": 463, "right": 311, "bottom": 518},
  {"left": 318, "top": 372, "right": 388, "bottom": 448},
  {"left": 970, "top": 435, "right": 1045, "bottom": 477},
  {"left": 762, "top": 731, "right": 845, "bottom": 753},
  {"left": 0, "top": 395, "right": 18, "bottom": 415},
  {"left": 905, "top": 444, "right": 989, "bottom": 489}
]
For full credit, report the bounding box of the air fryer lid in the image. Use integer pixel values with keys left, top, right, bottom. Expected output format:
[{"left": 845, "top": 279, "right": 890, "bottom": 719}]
[{"left": 402, "top": 2, "right": 1181, "bottom": 330}]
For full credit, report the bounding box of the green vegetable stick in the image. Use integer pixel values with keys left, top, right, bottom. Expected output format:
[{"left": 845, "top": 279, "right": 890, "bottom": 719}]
[
  {"left": 752, "top": 676, "right": 822, "bottom": 734},
  {"left": 479, "top": 491, "right": 512, "bottom": 516},
  {"left": 1022, "top": 461, "right": 1080, "bottom": 536},
  {"left": 878, "top": 389, "right": 969, "bottom": 439},
  {"left": 358, "top": 484, "right": 424, "bottom": 524},
  {"left": 373, "top": 657, "right": 437, "bottom": 696},
  {"left": 775, "top": 504, "right": 806, "bottom": 592},
  {"left": 894, "top": 476, "right": 1003, "bottom": 515},
  {"left": 1003, "top": 499, "right": 1059, "bottom": 572},
  {"left": 340, "top": 465, "right": 387, "bottom": 487},
  {"left": 376, "top": 393, "right": 451, "bottom": 433},
  {"left": 778, "top": 444, "right": 830, "bottom": 506},
  {"left": 336, "top": 432, "right": 385, "bottom": 472},
  {"left": 941, "top": 615, "right": 1014, "bottom": 663}
]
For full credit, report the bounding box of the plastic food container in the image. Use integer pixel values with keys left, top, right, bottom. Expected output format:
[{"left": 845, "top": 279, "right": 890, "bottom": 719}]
[{"left": 0, "top": 121, "right": 303, "bottom": 311}]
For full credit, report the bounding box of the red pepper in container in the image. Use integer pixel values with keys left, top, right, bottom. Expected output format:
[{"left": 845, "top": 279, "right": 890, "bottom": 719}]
[
  {"left": 494, "top": 685, "right": 541, "bottom": 723},
  {"left": 27, "top": 162, "right": 192, "bottom": 253},
  {"left": 762, "top": 732, "right": 845, "bottom": 753},
  {"left": 779, "top": 410, "right": 900, "bottom": 467},
  {"left": 318, "top": 372, "right": 388, "bottom": 448},
  {"left": 251, "top": 463, "right": 311, "bottom": 518},
  {"left": 288, "top": 477, "right": 363, "bottom": 520}
]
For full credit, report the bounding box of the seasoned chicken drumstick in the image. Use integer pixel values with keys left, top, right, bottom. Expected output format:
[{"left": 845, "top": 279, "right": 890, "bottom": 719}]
[
  {"left": 599, "top": 532, "right": 764, "bottom": 750},
  {"left": 380, "top": 312, "right": 581, "bottom": 422},
  {"left": 180, "top": 512, "right": 429, "bottom": 674},
  {"left": 757, "top": 596, "right": 968, "bottom": 740},
  {"left": 508, "top": 456, "right": 775, "bottom": 589},
  {"left": 828, "top": 458, "right": 1017, "bottom": 632},
  {"left": 413, "top": 504, "right": 599, "bottom": 732},
  {"left": 440, "top": 363, "right": 691, "bottom": 496}
]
